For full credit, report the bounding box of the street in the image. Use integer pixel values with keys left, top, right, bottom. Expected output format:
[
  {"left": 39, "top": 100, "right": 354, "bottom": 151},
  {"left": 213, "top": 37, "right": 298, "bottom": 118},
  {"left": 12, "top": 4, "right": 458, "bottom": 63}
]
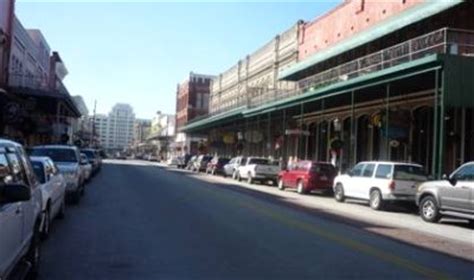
[{"left": 39, "top": 160, "right": 473, "bottom": 280}]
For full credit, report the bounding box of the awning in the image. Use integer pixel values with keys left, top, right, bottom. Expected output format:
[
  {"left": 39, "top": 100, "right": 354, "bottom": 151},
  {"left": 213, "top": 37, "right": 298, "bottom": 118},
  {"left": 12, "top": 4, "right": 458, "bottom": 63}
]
[
  {"left": 180, "top": 106, "right": 246, "bottom": 133},
  {"left": 7, "top": 86, "right": 82, "bottom": 117},
  {"left": 279, "top": 0, "right": 463, "bottom": 81}
]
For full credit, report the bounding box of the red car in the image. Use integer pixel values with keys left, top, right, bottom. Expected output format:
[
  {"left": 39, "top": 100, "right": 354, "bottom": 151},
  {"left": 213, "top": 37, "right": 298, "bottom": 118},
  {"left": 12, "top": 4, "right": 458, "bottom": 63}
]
[{"left": 277, "top": 161, "right": 337, "bottom": 194}]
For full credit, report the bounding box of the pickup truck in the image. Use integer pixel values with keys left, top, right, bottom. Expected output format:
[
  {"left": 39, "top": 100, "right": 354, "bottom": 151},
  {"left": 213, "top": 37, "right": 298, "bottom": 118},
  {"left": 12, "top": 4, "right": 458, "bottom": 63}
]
[
  {"left": 0, "top": 139, "right": 43, "bottom": 279},
  {"left": 237, "top": 157, "right": 280, "bottom": 185}
]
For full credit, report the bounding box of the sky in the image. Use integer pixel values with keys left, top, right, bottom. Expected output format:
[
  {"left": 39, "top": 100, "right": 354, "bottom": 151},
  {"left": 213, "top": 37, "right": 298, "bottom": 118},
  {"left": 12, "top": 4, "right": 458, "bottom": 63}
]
[{"left": 16, "top": 1, "right": 338, "bottom": 119}]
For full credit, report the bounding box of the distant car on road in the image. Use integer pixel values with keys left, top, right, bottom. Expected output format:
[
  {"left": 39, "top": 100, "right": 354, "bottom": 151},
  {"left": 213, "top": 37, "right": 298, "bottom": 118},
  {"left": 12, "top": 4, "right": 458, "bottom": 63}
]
[
  {"left": 416, "top": 162, "right": 474, "bottom": 224},
  {"left": 30, "top": 145, "right": 85, "bottom": 204},
  {"left": 333, "top": 161, "right": 427, "bottom": 210},
  {"left": 0, "top": 139, "right": 42, "bottom": 280},
  {"left": 236, "top": 157, "right": 280, "bottom": 185},
  {"left": 278, "top": 161, "right": 336, "bottom": 194},
  {"left": 81, "top": 149, "right": 102, "bottom": 175},
  {"left": 80, "top": 153, "right": 93, "bottom": 182},
  {"left": 30, "top": 156, "right": 67, "bottom": 239},
  {"left": 206, "top": 157, "right": 231, "bottom": 175}
]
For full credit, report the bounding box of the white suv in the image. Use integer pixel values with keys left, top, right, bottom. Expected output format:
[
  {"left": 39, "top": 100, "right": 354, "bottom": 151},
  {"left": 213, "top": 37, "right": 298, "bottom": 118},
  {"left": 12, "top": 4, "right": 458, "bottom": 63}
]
[{"left": 333, "top": 161, "right": 427, "bottom": 210}]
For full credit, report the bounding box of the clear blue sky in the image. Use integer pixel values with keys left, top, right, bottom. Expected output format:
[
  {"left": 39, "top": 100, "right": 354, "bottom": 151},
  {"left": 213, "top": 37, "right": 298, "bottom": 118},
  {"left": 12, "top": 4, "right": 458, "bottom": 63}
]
[{"left": 16, "top": 1, "right": 338, "bottom": 119}]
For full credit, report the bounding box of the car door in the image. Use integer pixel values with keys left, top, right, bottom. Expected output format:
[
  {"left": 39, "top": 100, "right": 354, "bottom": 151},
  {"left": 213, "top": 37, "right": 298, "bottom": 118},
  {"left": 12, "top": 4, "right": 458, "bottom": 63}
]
[
  {"left": 46, "top": 160, "right": 61, "bottom": 215},
  {"left": 0, "top": 152, "right": 23, "bottom": 276},
  {"left": 440, "top": 164, "right": 474, "bottom": 213},
  {"left": 344, "top": 163, "right": 365, "bottom": 198},
  {"left": 358, "top": 163, "right": 376, "bottom": 199}
]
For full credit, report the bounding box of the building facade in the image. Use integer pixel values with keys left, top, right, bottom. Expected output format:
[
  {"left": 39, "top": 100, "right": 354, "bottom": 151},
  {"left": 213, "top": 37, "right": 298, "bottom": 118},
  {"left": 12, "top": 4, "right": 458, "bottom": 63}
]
[
  {"left": 183, "top": 0, "right": 474, "bottom": 178},
  {"left": 133, "top": 118, "right": 151, "bottom": 145},
  {"left": 175, "top": 72, "right": 214, "bottom": 155},
  {"left": 0, "top": 9, "right": 80, "bottom": 145}
]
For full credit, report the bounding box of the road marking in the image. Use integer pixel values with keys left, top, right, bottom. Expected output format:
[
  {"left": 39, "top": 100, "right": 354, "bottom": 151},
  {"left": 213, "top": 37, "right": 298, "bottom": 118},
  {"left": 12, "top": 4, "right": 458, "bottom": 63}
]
[{"left": 196, "top": 184, "right": 454, "bottom": 280}]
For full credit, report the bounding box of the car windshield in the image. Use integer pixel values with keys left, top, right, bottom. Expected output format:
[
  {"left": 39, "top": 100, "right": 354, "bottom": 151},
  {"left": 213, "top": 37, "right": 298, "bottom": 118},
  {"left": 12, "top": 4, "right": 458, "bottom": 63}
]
[
  {"left": 393, "top": 165, "right": 427, "bottom": 181},
  {"left": 249, "top": 158, "right": 269, "bottom": 165},
  {"left": 31, "top": 161, "right": 45, "bottom": 184},
  {"left": 31, "top": 148, "right": 77, "bottom": 163}
]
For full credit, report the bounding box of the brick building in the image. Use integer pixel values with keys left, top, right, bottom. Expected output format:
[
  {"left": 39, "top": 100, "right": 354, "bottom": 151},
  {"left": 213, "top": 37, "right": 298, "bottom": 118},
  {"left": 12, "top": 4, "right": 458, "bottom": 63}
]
[{"left": 175, "top": 72, "right": 214, "bottom": 155}]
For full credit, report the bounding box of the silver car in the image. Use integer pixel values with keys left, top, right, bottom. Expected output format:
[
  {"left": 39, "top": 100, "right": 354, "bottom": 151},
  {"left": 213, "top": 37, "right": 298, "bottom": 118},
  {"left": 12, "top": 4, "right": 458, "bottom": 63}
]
[
  {"left": 30, "top": 145, "right": 85, "bottom": 204},
  {"left": 416, "top": 162, "right": 474, "bottom": 224}
]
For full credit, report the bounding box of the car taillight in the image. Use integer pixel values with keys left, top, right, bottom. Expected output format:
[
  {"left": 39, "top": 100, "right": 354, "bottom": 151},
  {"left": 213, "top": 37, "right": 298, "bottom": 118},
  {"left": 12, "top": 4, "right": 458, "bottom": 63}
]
[{"left": 389, "top": 180, "right": 396, "bottom": 191}]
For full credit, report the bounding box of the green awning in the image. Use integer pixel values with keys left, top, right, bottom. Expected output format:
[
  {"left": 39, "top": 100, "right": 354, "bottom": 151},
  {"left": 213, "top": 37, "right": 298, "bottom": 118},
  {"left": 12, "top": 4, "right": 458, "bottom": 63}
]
[
  {"left": 279, "top": 0, "right": 463, "bottom": 81},
  {"left": 180, "top": 106, "right": 246, "bottom": 133}
]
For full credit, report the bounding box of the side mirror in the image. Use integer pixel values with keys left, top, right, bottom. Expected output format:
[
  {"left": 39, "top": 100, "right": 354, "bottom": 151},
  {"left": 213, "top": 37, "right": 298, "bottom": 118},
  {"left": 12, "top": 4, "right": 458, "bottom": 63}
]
[
  {"left": 0, "top": 183, "right": 31, "bottom": 203},
  {"left": 447, "top": 175, "right": 457, "bottom": 186},
  {"left": 442, "top": 174, "right": 448, "bottom": 180}
]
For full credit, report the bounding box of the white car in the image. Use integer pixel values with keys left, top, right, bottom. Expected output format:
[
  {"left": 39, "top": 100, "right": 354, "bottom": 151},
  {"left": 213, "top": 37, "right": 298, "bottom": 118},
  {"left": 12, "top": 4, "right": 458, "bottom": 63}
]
[
  {"left": 237, "top": 157, "right": 280, "bottom": 185},
  {"left": 223, "top": 156, "right": 246, "bottom": 178},
  {"left": 30, "top": 156, "right": 67, "bottom": 239},
  {"left": 80, "top": 153, "right": 92, "bottom": 182},
  {"left": 333, "top": 161, "right": 427, "bottom": 210}
]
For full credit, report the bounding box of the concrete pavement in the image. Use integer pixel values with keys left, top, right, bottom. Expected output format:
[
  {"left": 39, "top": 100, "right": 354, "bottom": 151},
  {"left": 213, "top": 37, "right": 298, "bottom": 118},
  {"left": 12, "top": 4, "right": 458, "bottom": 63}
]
[{"left": 39, "top": 160, "right": 474, "bottom": 279}]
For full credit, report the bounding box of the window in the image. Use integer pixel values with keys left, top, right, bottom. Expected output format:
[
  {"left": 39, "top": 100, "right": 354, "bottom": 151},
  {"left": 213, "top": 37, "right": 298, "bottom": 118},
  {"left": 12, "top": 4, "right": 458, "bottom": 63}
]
[
  {"left": 393, "top": 165, "right": 427, "bottom": 181},
  {"left": 31, "top": 161, "right": 46, "bottom": 184},
  {"left": 350, "top": 163, "right": 365, "bottom": 177},
  {"left": 375, "top": 164, "right": 392, "bottom": 179},
  {"left": 453, "top": 164, "right": 474, "bottom": 181},
  {"left": 6, "top": 153, "right": 26, "bottom": 184},
  {"left": 0, "top": 154, "right": 12, "bottom": 185},
  {"left": 361, "top": 163, "right": 375, "bottom": 178}
]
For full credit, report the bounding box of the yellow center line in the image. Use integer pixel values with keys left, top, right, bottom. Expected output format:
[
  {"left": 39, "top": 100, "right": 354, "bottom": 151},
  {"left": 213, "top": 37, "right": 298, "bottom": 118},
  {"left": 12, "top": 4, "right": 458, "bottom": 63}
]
[{"left": 197, "top": 184, "right": 455, "bottom": 280}]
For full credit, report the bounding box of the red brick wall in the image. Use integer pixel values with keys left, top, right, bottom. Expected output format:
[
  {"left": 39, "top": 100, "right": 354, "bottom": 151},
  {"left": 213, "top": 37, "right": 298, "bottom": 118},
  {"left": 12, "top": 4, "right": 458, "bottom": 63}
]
[{"left": 299, "top": 0, "right": 424, "bottom": 60}]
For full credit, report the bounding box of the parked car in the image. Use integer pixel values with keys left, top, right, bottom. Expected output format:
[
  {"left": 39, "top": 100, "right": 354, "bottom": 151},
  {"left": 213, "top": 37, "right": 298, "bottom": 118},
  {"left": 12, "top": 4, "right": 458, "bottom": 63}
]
[
  {"left": 146, "top": 154, "right": 159, "bottom": 162},
  {"left": 237, "top": 157, "right": 280, "bottom": 185},
  {"left": 80, "top": 153, "right": 93, "bottom": 182},
  {"left": 30, "top": 145, "right": 85, "bottom": 204},
  {"left": 0, "top": 139, "right": 42, "bottom": 279},
  {"left": 416, "top": 161, "right": 474, "bottom": 224},
  {"left": 30, "top": 156, "right": 67, "bottom": 239},
  {"left": 167, "top": 156, "right": 184, "bottom": 167},
  {"left": 278, "top": 161, "right": 337, "bottom": 194},
  {"left": 81, "top": 148, "right": 102, "bottom": 174},
  {"left": 206, "top": 157, "right": 231, "bottom": 175},
  {"left": 182, "top": 154, "right": 193, "bottom": 169},
  {"left": 186, "top": 155, "right": 198, "bottom": 170},
  {"left": 223, "top": 156, "right": 246, "bottom": 178},
  {"left": 192, "top": 155, "right": 213, "bottom": 172},
  {"left": 333, "top": 161, "right": 427, "bottom": 210}
]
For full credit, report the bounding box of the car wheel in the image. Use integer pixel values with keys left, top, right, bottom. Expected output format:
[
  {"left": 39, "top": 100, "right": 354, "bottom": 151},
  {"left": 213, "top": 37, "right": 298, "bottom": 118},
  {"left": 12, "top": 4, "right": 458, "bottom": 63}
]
[
  {"left": 297, "top": 180, "right": 306, "bottom": 194},
  {"left": 247, "top": 174, "right": 253, "bottom": 184},
  {"left": 278, "top": 178, "right": 285, "bottom": 191},
  {"left": 232, "top": 171, "right": 237, "bottom": 180},
  {"left": 41, "top": 207, "right": 50, "bottom": 240},
  {"left": 420, "top": 196, "right": 441, "bottom": 223},
  {"left": 237, "top": 173, "right": 242, "bottom": 182},
  {"left": 25, "top": 221, "right": 41, "bottom": 280},
  {"left": 334, "top": 183, "right": 345, "bottom": 202},
  {"left": 369, "top": 189, "right": 384, "bottom": 210},
  {"left": 57, "top": 196, "right": 66, "bottom": 219}
]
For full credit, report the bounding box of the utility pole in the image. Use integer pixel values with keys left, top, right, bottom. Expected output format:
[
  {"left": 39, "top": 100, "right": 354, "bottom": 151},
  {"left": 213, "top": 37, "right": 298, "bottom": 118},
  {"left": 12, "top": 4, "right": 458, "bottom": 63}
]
[{"left": 91, "top": 100, "right": 96, "bottom": 148}]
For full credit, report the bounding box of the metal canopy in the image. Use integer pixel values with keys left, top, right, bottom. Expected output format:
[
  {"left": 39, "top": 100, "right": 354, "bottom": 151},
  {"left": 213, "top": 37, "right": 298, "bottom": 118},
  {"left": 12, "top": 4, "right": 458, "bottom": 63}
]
[
  {"left": 182, "top": 55, "right": 443, "bottom": 133},
  {"left": 278, "top": 0, "right": 463, "bottom": 81}
]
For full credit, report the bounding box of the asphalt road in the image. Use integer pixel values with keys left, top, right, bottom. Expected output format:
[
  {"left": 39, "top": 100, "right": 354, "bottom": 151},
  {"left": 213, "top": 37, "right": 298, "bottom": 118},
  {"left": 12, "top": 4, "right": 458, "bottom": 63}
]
[{"left": 39, "top": 160, "right": 474, "bottom": 280}]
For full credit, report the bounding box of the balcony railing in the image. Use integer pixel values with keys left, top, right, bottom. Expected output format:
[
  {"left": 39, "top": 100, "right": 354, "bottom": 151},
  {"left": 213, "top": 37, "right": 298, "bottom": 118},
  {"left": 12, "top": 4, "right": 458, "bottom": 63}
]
[
  {"left": 8, "top": 73, "right": 70, "bottom": 96},
  {"left": 207, "top": 27, "right": 474, "bottom": 116}
]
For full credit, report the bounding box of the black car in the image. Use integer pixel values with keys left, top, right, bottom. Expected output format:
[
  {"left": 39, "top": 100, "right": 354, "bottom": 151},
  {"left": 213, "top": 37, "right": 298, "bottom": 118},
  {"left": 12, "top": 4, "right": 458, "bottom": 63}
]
[
  {"left": 206, "top": 157, "right": 231, "bottom": 175},
  {"left": 193, "top": 155, "right": 213, "bottom": 172}
]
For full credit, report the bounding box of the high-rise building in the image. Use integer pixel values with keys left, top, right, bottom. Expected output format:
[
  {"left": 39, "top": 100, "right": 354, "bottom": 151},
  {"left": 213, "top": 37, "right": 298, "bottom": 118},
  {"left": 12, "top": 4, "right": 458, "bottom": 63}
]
[{"left": 92, "top": 104, "right": 135, "bottom": 152}]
